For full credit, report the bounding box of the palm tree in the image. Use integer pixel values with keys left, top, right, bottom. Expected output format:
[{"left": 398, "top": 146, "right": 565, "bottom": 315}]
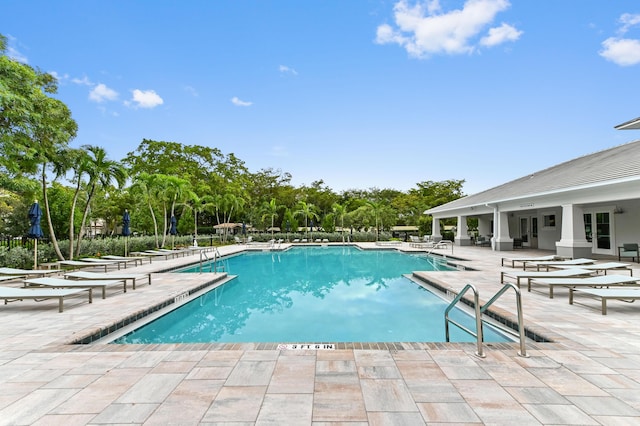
[
  {"left": 130, "top": 173, "right": 161, "bottom": 248},
  {"left": 294, "top": 201, "right": 319, "bottom": 240},
  {"left": 332, "top": 202, "right": 347, "bottom": 243},
  {"left": 182, "top": 192, "right": 214, "bottom": 240},
  {"left": 75, "top": 145, "right": 127, "bottom": 256},
  {"left": 261, "top": 198, "right": 282, "bottom": 239},
  {"left": 366, "top": 200, "right": 381, "bottom": 241},
  {"left": 64, "top": 148, "right": 89, "bottom": 257},
  {"left": 160, "top": 175, "right": 190, "bottom": 247}
]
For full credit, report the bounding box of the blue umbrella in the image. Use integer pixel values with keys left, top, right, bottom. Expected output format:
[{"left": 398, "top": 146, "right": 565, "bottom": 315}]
[
  {"left": 122, "top": 209, "right": 131, "bottom": 256},
  {"left": 169, "top": 215, "right": 177, "bottom": 235},
  {"left": 27, "top": 201, "right": 43, "bottom": 269},
  {"left": 27, "top": 201, "right": 43, "bottom": 239},
  {"left": 122, "top": 210, "right": 131, "bottom": 237},
  {"left": 169, "top": 215, "right": 177, "bottom": 249}
]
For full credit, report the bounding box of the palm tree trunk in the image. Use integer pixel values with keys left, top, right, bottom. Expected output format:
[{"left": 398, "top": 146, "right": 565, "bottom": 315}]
[
  {"left": 68, "top": 180, "right": 82, "bottom": 257},
  {"left": 75, "top": 185, "right": 96, "bottom": 257},
  {"left": 41, "top": 163, "right": 65, "bottom": 260},
  {"left": 147, "top": 200, "right": 160, "bottom": 247}
]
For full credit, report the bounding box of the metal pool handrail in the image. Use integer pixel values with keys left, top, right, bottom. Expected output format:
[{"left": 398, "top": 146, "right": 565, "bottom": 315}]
[
  {"left": 199, "top": 247, "right": 224, "bottom": 273},
  {"left": 480, "top": 282, "right": 528, "bottom": 357},
  {"left": 444, "top": 282, "right": 528, "bottom": 358},
  {"left": 444, "top": 284, "right": 484, "bottom": 357}
]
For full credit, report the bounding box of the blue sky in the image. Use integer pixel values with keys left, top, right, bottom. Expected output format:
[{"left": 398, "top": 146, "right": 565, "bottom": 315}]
[{"left": 3, "top": 0, "right": 640, "bottom": 195}]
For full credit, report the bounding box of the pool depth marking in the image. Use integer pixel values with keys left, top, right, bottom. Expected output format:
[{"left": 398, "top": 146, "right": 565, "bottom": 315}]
[{"left": 278, "top": 343, "right": 335, "bottom": 350}]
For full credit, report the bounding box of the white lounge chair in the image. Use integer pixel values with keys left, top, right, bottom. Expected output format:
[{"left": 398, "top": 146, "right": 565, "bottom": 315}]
[
  {"left": 569, "top": 287, "right": 640, "bottom": 315},
  {"left": 59, "top": 260, "right": 114, "bottom": 272},
  {"left": 0, "top": 267, "right": 61, "bottom": 277},
  {"left": 64, "top": 270, "right": 151, "bottom": 289},
  {"left": 527, "top": 258, "right": 596, "bottom": 271},
  {"left": 78, "top": 258, "right": 126, "bottom": 269},
  {"left": 500, "top": 255, "right": 560, "bottom": 269},
  {"left": 552, "top": 262, "right": 633, "bottom": 276},
  {"left": 23, "top": 277, "right": 125, "bottom": 299},
  {"left": 131, "top": 250, "right": 175, "bottom": 260},
  {"left": 528, "top": 274, "right": 640, "bottom": 298},
  {"left": 0, "top": 285, "right": 92, "bottom": 312},
  {"left": 102, "top": 255, "right": 150, "bottom": 266},
  {"left": 500, "top": 268, "right": 594, "bottom": 288}
]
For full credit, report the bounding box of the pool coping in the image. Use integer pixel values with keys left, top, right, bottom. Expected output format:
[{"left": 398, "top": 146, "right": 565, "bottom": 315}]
[{"left": 65, "top": 245, "right": 565, "bottom": 353}]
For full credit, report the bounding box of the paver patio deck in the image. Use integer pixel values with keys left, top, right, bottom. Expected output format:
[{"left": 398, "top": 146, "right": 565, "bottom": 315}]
[{"left": 0, "top": 243, "right": 639, "bottom": 425}]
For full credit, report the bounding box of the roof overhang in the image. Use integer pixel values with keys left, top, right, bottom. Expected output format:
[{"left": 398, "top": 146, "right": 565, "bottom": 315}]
[{"left": 614, "top": 117, "right": 640, "bottom": 130}]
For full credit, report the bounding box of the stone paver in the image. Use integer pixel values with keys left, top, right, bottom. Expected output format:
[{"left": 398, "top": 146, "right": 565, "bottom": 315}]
[{"left": 0, "top": 244, "right": 639, "bottom": 425}]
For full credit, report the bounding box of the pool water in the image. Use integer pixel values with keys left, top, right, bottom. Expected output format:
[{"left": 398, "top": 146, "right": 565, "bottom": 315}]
[{"left": 113, "top": 246, "right": 510, "bottom": 344}]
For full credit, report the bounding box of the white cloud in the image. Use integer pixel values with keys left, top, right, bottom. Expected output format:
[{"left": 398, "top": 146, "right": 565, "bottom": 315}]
[
  {"left": 599, "top": 14, "right": 640, "bottom": 66},
  {"left": 48, "top": 71, "right": 71, "bottom": 83},
  {"left": 618, "top": 13, "right": 640, "bottom": 35},
  {"left": 128, "top": 89, "right": 164, "bottom": 108},
  {"left": 6, "top": 36, "right": 28, "bottom": 63},
  {"left": 480, "top": 23, "right": 522, "bottom": 47},
  {"left": 375, "top": 0, "right": 520, "bottom": 58},
  {"left": 279, "top": 65, "right": 298, "bottom": 75},
  {"left": 600, "top": 37, "right": 640, "bottom": 66},
  {"left": 231, "top": 96, "right": 252, "bottom": 107},
  {"left": 89, "top": 83, "right": 119, "bottom": 103},
  {"left": 184, "top": 85, "right": 199, "bottom": 97},
  {"left": 72, "top": 76, "right": 93, "bottom": 86}
]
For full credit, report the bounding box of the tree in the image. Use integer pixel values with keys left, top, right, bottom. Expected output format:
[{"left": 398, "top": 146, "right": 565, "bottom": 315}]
[
  {"left": 332, "top": 202, "right": 347, "bottom": 242},
  {"left": 130, "top": 173, "right": 162, "bottom": 247},
  {"left": 294, "top": 201, "right": 319, "bottom": 239},
  {"left": 182, "top": 192, "right": 215, "bottom": 238},
  {"left": 261, "top": 198, "right": 283, "bottom": 239},
  {"left": 75, "top": 146, "right": 126, "bottom": 256},
  {"left": 1, "top": 34, "right": 78, "bottom": 259}
]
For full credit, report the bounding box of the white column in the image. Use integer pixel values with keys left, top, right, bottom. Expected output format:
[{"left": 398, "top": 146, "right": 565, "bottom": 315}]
[
  {"left": 431, "top": 216, "right": 442, "bottom": 242},
  {"left": 455, "top": 215, "right": 471, "bottom": 246},
  {"left": 490, "top": 206, "right": 513, "bottom": 251},
  {"left": 556, "top": 204, "right": 592, "bottom": 258}
]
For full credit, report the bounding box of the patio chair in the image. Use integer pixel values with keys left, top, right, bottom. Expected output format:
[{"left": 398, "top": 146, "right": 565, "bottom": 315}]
[
  {"left": 500, "top": 268, "right": 594, "bottom": 288},
  {"left": 0, "top": 267, "right": 61, "bottom": 277},
  {"left": 474, "top": 236, "right": 491, "bottom": 247},
  {"left": 528, "top": 274, "right": 640, "bottom": 298},
  {"left": 618, "top": 243, "right": 639, "bottom": 263},
  {"left": 528, "top": 258, "right": 596, "bottom": 271},
  {"left": 0, "top": 285, "right": 92, "bottom": 312},
  {"left": 23, "top": 277, "right": 126, "bottom": 299},
  {"left": 569, "top": 287, "right": 640, "bottom": 315},
  {"left": 64, "top": 270, "right": 151, "bottom": 289}
]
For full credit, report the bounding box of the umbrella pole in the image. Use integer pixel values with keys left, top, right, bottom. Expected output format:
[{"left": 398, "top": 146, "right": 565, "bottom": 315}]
[
  {"left": 33, "top": 238, "right": 38, "bottom": 269},
  {"left": 124, "top": 237, "right": 128, "bottom": 257}
]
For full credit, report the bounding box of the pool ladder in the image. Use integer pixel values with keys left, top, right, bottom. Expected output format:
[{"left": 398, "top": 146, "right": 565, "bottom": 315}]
[
  {"left": 199, "top": 247, "right": 225, "bottom": 273},
  {"left": 444, "top": 282, "right": 527, "bottom": 358}
]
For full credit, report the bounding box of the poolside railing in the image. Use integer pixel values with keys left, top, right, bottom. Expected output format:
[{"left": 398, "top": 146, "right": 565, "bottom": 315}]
[{"left": 444, "top": 282, "right": 528, "bottom": 358}]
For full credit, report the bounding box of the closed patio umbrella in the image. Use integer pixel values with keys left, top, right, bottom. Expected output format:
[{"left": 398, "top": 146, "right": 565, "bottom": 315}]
[
  {"left": 122, "top": 209, "right": 131, "bottom": 256},
  {"left": 170, "top": 215, "right": 177, "bottom": 248},
  {"left": 27, "top": 200, "right": 43, "bottom": 269}
]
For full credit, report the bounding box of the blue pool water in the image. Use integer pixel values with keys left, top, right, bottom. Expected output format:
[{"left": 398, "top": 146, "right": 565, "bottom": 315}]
[{"left": 113, "top": 246, "right": 510, "bottom": 344}]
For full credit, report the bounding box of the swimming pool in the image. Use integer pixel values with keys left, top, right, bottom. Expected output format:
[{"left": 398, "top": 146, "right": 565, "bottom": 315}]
[{"left": 113, "top": 246, "right": 510, "bottom": 344}]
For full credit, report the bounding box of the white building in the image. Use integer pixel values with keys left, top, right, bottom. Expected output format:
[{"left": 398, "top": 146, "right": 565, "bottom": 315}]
[{"left": 424, "top": 138, "right": 640, "bottom": 258}]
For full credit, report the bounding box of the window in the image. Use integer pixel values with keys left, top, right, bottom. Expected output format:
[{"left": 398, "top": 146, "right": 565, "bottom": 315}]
[{"left": 543, "top": 214, "right": 556, "bottom": 229}]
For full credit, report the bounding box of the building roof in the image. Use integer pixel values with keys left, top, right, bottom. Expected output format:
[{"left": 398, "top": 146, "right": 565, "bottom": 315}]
[
  {"left": 615, "top": 117, "right": 640, "bottom": 130},
  {"left": 425, "top": 140, "right": 640, "bottom": 214}
]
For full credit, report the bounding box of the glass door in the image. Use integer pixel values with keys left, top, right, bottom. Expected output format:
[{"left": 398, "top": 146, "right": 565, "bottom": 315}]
[
  {"left": 584, "top": 211, "right": 613, "bottom": 254},
  {"left": 595, "top": 212, "right": 611, "bottom": 250},
  {"left": 519, "top": 217, "right": 529, "bottom": 246}
]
